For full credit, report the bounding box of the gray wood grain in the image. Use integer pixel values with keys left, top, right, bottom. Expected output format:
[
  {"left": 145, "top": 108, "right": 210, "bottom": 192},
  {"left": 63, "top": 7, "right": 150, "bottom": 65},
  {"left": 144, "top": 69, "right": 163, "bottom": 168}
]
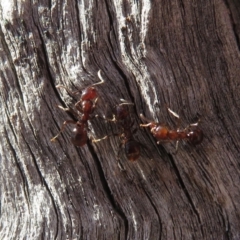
[{"left": 0, "top": 0, "right": 240, "bottom": 239}]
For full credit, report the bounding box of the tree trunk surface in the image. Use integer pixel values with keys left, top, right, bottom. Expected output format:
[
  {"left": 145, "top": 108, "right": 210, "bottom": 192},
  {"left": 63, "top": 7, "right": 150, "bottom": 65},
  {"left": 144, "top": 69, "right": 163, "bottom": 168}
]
[{"left": 0, "top": 0, "right": 240, "bottom": 239}]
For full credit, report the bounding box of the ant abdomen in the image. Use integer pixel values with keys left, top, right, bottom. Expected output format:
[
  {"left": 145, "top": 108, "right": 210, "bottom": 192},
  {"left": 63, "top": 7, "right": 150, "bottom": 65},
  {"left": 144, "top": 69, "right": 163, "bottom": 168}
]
[
  {"left": 71, "top": 125, "right": 88, "bottom": 146},
  {"left": 125, "top": 139, "right": 140, "bottom": 161},
  {"left": 187, "top": 129, "right": 203, "bottom": 145}
]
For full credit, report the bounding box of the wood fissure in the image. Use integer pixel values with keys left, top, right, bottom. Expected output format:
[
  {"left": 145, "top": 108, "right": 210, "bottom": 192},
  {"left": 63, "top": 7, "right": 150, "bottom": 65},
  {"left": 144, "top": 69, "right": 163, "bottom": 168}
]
[{"left": 0, "top": 0, "right": 240, "bottom": 239}]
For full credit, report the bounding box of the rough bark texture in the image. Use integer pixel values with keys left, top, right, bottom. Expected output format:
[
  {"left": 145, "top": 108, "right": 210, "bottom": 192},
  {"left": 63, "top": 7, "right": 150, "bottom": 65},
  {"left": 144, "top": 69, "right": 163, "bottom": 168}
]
[{"left": 0, "top": 0, "right": 240, "bottom": 239}]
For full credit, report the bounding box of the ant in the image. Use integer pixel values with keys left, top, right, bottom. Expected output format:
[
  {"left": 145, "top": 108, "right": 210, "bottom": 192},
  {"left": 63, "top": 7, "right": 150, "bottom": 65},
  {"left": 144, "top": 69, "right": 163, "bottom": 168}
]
[
  {"left": 140, "top": 107, "right": 203, "bottom": 151},
  {"left": 94, "top": 100, "right": 141, "bottom": 161},
  {"left": 51, "top": 70, "right": 105, "bottom": 146}
]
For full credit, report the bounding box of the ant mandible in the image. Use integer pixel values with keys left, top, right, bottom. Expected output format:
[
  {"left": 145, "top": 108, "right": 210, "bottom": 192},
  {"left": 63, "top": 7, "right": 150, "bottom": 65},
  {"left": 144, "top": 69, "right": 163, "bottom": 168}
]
[
  {"left": 94, "top": 100, "right": 141, "bottom": 161},
  {"left": 140, "top": 107, "right": 203, "bottom": 151},
  {"left": 51, "top": 70, "right": 105, "bottom": 146}
]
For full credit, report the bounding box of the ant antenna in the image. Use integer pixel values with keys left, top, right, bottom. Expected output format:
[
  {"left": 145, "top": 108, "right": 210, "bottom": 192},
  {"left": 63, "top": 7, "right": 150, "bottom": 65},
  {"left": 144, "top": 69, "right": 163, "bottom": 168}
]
[
  {"left": 167, "top": 107, "right": 180, "bottom": 119},
  {"left": 119, "top": 99, "right": 134, "bottom": 106},
  {"left": 55, "top": 69, "right": 104, "bottom": 95},
  {"left": 94, "top": 70, "right": 105, "bottom": 86}
]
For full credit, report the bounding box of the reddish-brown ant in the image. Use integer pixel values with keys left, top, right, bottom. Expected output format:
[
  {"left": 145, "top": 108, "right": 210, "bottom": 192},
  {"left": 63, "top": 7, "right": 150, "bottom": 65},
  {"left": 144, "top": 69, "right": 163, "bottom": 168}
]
[
  {"left": 94, "top": 100, "right": 141, "bottom": 161},
  {"left": 51, "top": 70, "right": 105, "bottom": 146},
  {"left": 140, "top": 107, "right": 203, "bottom": 151}
]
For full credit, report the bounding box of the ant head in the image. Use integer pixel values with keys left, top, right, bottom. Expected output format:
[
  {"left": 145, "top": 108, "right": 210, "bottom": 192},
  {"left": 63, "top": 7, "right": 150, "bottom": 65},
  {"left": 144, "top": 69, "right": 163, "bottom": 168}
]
[
  {"left": 187, "top": 129, "right": 203, "bottom": 145},
  {"left": 81, "top": 87, "right": 98, "bottom": 101},
  {"left": 115, "top": 99, "right": 133, "bottom": 120},
  {"left": 71, "top": 134, "right": 88, "bottom": 146},
  {"left": 116, "top": 104, "right": 129, "bottom": 120},
  {"left": 81, "top": 70, "right": 105, "bottom": 101}
]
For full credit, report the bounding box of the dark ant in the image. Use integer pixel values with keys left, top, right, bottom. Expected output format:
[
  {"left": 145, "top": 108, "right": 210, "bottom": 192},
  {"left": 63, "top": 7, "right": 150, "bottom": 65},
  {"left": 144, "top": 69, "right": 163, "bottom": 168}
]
[
  {"left": 140, "top": 107, "right": 203, "bottom": 151},
  {"left": 51, "top": 70, "right": 105, "bottom": 146},
  {"left": 115, "top": 101, "right": 141, "bottom": 161},
  {"left": 94, "top": 100, "right": 141, "bottom": 161}
]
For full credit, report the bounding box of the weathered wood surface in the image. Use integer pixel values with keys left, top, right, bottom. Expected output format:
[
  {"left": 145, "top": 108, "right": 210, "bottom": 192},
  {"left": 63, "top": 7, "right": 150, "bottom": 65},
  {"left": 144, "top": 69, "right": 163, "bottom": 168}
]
[{"left": 0, "top": 0, "right": 240, "bottom": 239}]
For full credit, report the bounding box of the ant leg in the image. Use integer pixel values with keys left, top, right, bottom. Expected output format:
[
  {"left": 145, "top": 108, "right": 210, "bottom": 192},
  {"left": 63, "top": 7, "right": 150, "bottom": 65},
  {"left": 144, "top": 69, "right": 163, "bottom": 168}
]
[
  {"left": 56, "top": 105, "right": 71, "bottom": 112},
  {"left": 139, "top": 114, "right": 154, "bottom": 127},
  {"left": 51, "top": 120, "right": 76, "bottom": 142},
  {"left": 117, "top": 143, "right": 126, "bottom": 171},
  {"left": 91, "top": 132, "right": 119, "bottom": 143},
  {"left": 106, "top": 115, "right": 116, "bottom": 122},
  {"left": 56, "top": 85, "right": 81, "bottom": 96},
  {"left": 140, "top": 123, "right": 152, "bottom": 128},
  {"left": 56, "top": 85, "right": 91, "bottom": 96},
  {"left": 90, "top": 97, "right": 98, "bottom": 114},
  {"left": 91, "top": 135, "right": 108, "bottom": 143},
  {"left": 156, "top": 139, "right": 171, "bottom": 145},
  {"left": 74, "top": 99, "right": 83, "bottom": 110},
  {"left": 95, "top": 114, "right": 112, "bottom": 121},
  {"left": 117, "top": 142, "right": 124, "bottom": 160},
  {"left": 173, "top": 141, "right": 179, "bottom": 154},
  {"left": 56, "top": 105, "right": 79, "bottom": 118},
  {"left": 99, "top": 115, "right": 117, "bottom": 123},
  {"left": 119, "top": 99, "right": 134, "bottom": 106},
  {"left": 184, "top": 118, "right": 201, "bottom": 131},
  {"left": 156, "top": 140, "right": 166, "bottom": 145},
  {"left": 190, "top": 118, "right": 201, "bottom": 127},
  {"left": 95, "top": 114, "right": 116, "bottom": 122}
]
